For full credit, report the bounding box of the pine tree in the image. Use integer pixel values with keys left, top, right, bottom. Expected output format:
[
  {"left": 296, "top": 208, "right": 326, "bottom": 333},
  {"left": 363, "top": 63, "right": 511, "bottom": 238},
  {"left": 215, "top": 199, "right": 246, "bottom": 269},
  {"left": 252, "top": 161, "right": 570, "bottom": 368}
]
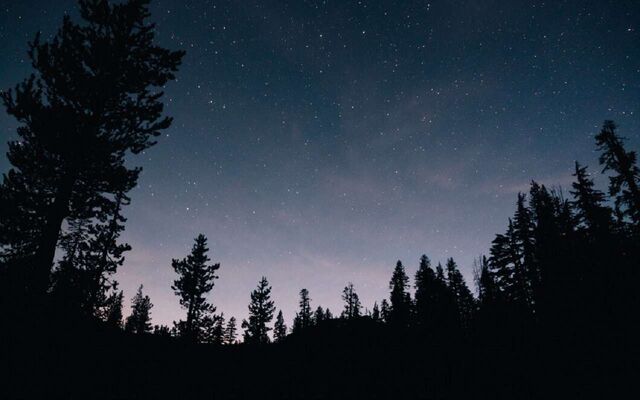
[
  {"left": 124, "top": 285, "right": 153, "bottom": 334},
  {"left": 389, "top": 260, "right": 411, "bottom": 327},
  {"left": 242, "top": 277, "right": 275, "bottom": 344},
  {"left": 371, "top": 302, "right": 380, "bottom": 322},
  {"left": 84, "top": 194, "right": 130, "bottom": 314},
  {"left": 313, "top": 306, "right": 326, "bottom": 325},
  {"left": 489, "top": 197, "right": 535, "bottom": 312},
  {"left": 206, "top": 313, "right": 225, "bottom": 345},
  {"left": 224, "top": 317, "right": 238, "bottom": 345},
  {"left": 414, "top": 255, "right": 438, "bottom": 329},
  {"left": 171, "top": 234, "right": 220, "bottom": 343},
  {"left": 274, "top": 310, "right": 287, "bottom": 342},
  {"left": 435, "top": 263, "right": 446, "bottom": 282},
  {"left": 293, "top": 288, "right": 312, "bottom": 332},
  {"left": 0, "top": 0, "right": 184, "bottom": 295},
  {"left": 380, "top": 299, "right": 390, "bottom": 322},
  {"left": 476, "top": 256, "right": 499, "bottom": 308},
  {"left": 341, "top": 282, "right": 362, "bottom": 319},
  {"left": 103, "top": 290, "right": 124, "bottom": 329},
  {"left": 446, "top": 258, "right": 476, "bottom": 330},
  {"left": 571, "top": 161, "right": 613, "bottom": 235},
  {"left": 595, "top": 120, "right": 640, "bottom": 225},
  {"left": 513, "top": 193, "right": 537, "bottom": 305},
  {"left": 432, "top": 261, "right": 460, "bottom": 332},
  {"left": 528, "top": 182, "right": 571, "bottom": 319},
  {"left": 51, "top": 194, "right": 131, "bottom": 319},
  {"left": 324, "top": 308, "right": 334, "bottom": 320},
  {"left": 153, "top": 325, "right": 171, "bottom": 337}
]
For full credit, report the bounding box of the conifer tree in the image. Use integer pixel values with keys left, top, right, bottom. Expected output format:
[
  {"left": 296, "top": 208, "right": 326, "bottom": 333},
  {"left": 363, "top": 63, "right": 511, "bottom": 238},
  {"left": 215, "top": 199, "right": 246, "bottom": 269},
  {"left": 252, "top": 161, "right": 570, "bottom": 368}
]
[
  {"left": 341, "top": 282, "right": 362, "bottom": 319},
  {"left": 414, "top": 255, "right": 438, "bottom": 329},
  {"left": 380, "top": 299, "right": 390, "bottom": 322},
  {"left": 125, "top": 285, "right": 153, "bottom": 334},
  {"left": 206, "top": 313, "right": 225, "bottom": 345},
  {"left": 224, "top": 317, "right": 237, "bottom": 345},
  {"left": 0, "top": 0, "right": 184, "bottom": 295},
  {"left": 389, "top": 260, "right": 411, "bottom": 327},
  {"left": 49, "top": 195, "right": 130, "bottom": 320},
  {"left": 103, "top": 290, "right": 124, "bottom": 329},
  {"left": 153, "top": 325, "right": 171, "bottom": 337},
  {"left": 242, "top": 277, "right": 275, "bottom": 344},
  {"left": 571, "top": 161, "right": 613, "bottom": 235},
  {"left": 371, "top": 302, "right": 380, "bottom": 322},
  {"left": 293, "top": 288, "right": 312, "bottom": 332},
  {"left": 83, "top": 195, "right": 131, "bottom": 315},
  {"left": 435, "top": 263, "right": 446, "bottom": 282},
  {"left": 171, "top": 234, "right": 220, "bottom": 343},
  {"left": 489, "top": 211, "right": 534, "bottom": 311},
  {"left": 529, "top": 182, "right": 569, "bottom": 317},
  {"left": 313, "top": 306, "right": 326, "bottom": 325},
  {"left": 595, "top": 120, "right": 640, "bottom": 225},
  {"left": 274, "top": 310, "right": 287, "bottom": 342},
  {"left": 477, "top": 256, "right": 499, "bottom": 308},
  {"left": 513, "top": 193, "right": 537, "bottom": 307},
  {"left": 324, "top": 308, "right": 333, "bottom": 320},
  {"left": 446, "top": 258, "right": 476, "bottom": 330}
]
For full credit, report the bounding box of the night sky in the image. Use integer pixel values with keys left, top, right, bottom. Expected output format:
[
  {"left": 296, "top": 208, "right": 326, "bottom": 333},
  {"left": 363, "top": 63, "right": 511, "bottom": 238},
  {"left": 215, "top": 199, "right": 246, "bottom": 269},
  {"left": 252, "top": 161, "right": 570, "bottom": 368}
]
[{"left": 1, "top": 0, "right": 639, "bottom": 327}]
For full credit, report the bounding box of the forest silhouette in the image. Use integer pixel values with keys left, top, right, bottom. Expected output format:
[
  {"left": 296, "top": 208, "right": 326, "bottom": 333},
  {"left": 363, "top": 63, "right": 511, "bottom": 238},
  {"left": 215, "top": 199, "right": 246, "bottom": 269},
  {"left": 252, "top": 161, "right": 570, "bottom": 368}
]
[{"left": 0, "top": 1, "right": 638, "bottom": 399}]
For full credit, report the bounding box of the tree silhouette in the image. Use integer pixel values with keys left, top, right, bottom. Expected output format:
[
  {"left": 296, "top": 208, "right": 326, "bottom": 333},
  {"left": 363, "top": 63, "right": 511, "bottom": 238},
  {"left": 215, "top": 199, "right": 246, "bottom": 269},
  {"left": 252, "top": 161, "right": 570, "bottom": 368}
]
[
  {"left": 50, "top": 194, "right": 130, "bottom": 320},
  {"left": 274, "top": 310, "right": 287, "bottom": 342},
  {"left": 242, "top": 277, "right": 275, "bottom": 344},
  {"left": 205, "top": 313, "right": 225, "bottom": 345},
  {"left": 224, "top": 316, "right": 238, "bottom": 345},
  {"left": 0, "top": 0, "right": 184, "bottom": 296},
  {"left": 388, "top": 260, "right": 411, "bottom": 327},
  {"left": 103, "top": 290, "right": 124, "bottom": 329},
  {"left": 124, "top": 285, "right": 153, "bottom": 334},
  {"left": 446, "top": 258, "right": 476, "bottom": 330},
  {"left": 489, "top": 217, "right": 533, "bottom": 312},
  {"left": 153, "top": 325, "right": 171, "bottom": 337},
  {"left": 571, "top": 162, "right": 613, "bottom": 235},
  {"left": 341, "top": 282, "right": 362, "bottom": 319},
  {"left": 171, "top": 234, "right": 220, "bottom": 343},
  {"left": 324, "top": 308, "right": 334, "bottom": 320},
  {"left": 595, "top": 120, "right": 640, "bottom": 225},
  {"left": 476, "top": 256, "right": 499, "bottom": 308},
  {"left": 313, "top": 306, "right": 326, "bottom": 324},
  {"left": 371, "top": 302, "right": 381, "bottom": 322},
  {"left": 380, "top": 299, "right": 390, "bottom": 322},
  {"left": 293, "top": 288, "right": 312, "bottom": 332},
  {"left": 414, "top": 254, "right": 438, "bottom": 330}
]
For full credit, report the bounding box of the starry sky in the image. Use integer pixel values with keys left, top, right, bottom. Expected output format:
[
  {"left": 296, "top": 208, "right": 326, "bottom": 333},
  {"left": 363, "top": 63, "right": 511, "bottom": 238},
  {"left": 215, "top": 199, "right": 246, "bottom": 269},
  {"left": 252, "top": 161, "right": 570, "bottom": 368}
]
[{"left": 1, "top": 0, "right": 639, "bottom": 328}]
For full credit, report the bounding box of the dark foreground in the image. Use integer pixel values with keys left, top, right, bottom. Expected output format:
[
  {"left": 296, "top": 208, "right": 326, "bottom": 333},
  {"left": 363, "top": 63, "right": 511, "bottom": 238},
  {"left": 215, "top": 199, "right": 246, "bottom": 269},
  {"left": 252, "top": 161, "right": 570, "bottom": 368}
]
[{"left": 2, "top": 313, "right": 635, "bottom": 400}]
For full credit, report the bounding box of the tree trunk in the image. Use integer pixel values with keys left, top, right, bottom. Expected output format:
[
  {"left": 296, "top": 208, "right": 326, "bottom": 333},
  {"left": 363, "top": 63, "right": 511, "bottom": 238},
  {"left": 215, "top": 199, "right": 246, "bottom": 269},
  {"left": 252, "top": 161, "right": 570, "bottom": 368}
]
[{"left": 33, "top": 174, "right": 74, "bottom": 294}]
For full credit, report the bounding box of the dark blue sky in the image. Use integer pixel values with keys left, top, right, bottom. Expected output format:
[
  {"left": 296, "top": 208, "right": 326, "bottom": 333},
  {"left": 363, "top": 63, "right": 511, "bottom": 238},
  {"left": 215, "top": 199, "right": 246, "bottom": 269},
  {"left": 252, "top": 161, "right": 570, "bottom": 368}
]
[{"left": 1, "top": 0, "right": 639, "bottom": 327}]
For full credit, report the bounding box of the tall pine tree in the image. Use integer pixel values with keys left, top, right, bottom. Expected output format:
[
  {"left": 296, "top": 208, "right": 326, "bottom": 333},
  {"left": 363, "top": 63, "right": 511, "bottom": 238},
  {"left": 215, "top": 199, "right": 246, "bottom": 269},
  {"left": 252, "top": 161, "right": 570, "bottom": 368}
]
[
  {"left": 171, "top": 234, "right": 220, "bottom": 343},
  {"left": 0, "top": 0, "right": 184, "bottom": 296},
  {"left": 446, "top": 258, "right": 476, "bottom": 330},
  {"left": 224, "top": 316, "right": 237, "bottom": 345},
  {"left": 293, "top": 288, "right": 312, "bottom": 332},
  {"left": 414, "top": 255, "right": 438, "bottom": 330},
  {"left": 273, "top": 310, "right": 287, "bottom": 342},
  {"left": 388, "top": 260, "right": 411, "bottom": 327},
  {"left": 571, "top": 161, "right": 613, "bottom": 236},
  {"left": 595, "top": 120, "right": 640, "bottom": 226},
  {"left": 341, "top": 282, "right": 362, "bottom": 319},
  {"left": 124, "top": 285, "right": 153, "bottom": 334},
  {"left": 242, "top": 277, "right": 275, "bottom": 344}
]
